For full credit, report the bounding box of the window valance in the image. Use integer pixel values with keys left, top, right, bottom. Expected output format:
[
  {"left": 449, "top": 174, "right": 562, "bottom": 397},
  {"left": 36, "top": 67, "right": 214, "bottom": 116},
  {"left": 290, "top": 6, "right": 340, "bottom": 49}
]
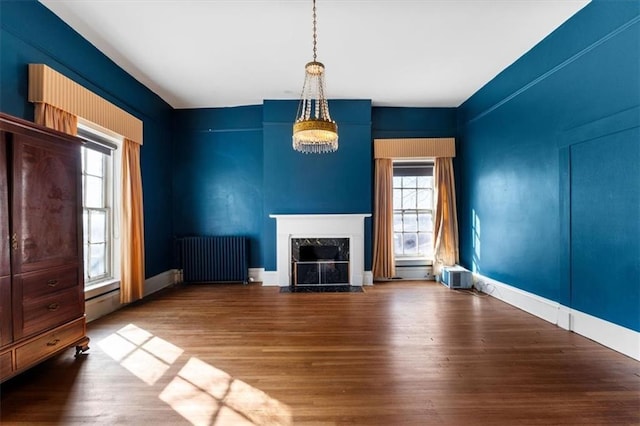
[
  {"left": 28, "top": 64, "right": 143, "bottom": 145},
  {"left": 374, "top": 138, "right": 455, "bottom": 159}
]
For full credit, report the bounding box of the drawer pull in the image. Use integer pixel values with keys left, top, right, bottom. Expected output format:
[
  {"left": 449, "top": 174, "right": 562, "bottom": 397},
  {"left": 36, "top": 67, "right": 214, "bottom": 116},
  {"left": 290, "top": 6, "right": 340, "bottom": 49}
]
[
  {"left": 47, "top": 279, "right": 59, "bottom": 287},
  {"left": 46, "top": 338, "right": 60, "bottom": 347},
  {"left": 47, "top": 303, "right": 60, "bottom": 311}
]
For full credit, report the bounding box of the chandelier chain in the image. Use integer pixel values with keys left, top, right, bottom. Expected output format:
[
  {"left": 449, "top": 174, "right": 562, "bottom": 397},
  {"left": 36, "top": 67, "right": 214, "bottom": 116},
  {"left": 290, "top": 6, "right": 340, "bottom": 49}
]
[{"left": 312, "top": 0, "right": 317, "bottom": 62}]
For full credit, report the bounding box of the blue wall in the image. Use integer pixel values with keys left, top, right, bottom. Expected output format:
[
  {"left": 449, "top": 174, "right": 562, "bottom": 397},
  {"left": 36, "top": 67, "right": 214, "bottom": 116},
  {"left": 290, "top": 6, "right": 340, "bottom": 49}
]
[
  {"left": 262, "top": 100, "right": 373, "bottom": 271},
  {"left": 457, "top": 0, "right": 640, "bottom": 331},
  {"left": 171, "top": 104, "right": 458, "bottom": 275},
  {"left": 172, "top": 106, "right": 264, "bottom": 267},
  {"left": 0, "top": 0, "right": 174, "bottom": 278},
  {"left": 372, "top": 107, "right": 457, "bottom": 139}
]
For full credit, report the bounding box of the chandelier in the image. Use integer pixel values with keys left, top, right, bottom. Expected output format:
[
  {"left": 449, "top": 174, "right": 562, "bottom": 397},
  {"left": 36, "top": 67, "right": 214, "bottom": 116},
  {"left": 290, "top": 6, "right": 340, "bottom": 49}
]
[{"left": 292, "top": 0, "right": 338, "bottom": 154}]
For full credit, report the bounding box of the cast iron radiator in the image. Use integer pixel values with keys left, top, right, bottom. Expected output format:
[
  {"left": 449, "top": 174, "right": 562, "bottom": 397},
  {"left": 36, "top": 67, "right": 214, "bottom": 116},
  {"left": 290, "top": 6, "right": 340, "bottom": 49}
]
[{"left": 178, "top": 236, "right": 248, "bottom": 283}]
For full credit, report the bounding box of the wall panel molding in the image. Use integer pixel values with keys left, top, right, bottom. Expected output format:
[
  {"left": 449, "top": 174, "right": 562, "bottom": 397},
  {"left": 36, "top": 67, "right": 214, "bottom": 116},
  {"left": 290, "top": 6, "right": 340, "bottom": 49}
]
[
  {"left": 559, "top": 105, "right": 640, "bottom": 147},
  {"left": 466, "top": 15, "right": 640, "bottom": 125}
]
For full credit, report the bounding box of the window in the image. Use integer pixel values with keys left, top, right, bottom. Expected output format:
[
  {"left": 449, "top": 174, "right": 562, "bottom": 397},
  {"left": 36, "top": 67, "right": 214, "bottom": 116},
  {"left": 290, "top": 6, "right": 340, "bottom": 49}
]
[
  {"left": 82, "top": 146, "right": 110, "bottom": 282},
  {"left": 78, "top": 122, "right": 121, "bottom": 292},
  {"left": 393, "top": 162, "right": 434, "bottom": 259}
]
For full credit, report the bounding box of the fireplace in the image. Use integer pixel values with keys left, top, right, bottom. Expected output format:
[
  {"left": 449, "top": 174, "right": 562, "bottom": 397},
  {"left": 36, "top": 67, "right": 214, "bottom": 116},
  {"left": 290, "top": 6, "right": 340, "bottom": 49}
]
[
  {"left": 269, "top": 214, "right": 371, "bottom": 286},
  {"left": 291, "top": 238, "right": 349, "bottom": 286}
]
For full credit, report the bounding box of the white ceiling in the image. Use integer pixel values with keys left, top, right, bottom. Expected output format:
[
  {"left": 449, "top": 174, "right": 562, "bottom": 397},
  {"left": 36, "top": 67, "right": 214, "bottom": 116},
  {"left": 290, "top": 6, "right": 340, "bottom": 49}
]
[{"left": 39, "top": 0, "right": 590, "bottom": 109}]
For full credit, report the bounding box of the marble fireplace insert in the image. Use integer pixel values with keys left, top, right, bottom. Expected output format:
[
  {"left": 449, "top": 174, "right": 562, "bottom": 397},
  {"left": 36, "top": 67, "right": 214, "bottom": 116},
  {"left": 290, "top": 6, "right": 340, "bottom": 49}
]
[{"left": 291, "top": 238, "right": 349, "bottom": 286}]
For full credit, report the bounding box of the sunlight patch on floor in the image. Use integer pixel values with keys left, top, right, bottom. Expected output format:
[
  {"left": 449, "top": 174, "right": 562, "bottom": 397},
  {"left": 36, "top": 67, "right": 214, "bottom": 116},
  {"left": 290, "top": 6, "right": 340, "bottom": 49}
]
[
  {"left": 143, "top": 336, "right": 184, "bottom": 365},
  {"left": 120, "top": 346, "right": 171, "bottom": 385},
  {"left": 159, "top": 376, "right": 221, "bottom": 426},
  {"left": 98, "top": 324, "right": 292, "bottom": 425},
  {"left": 178, "top": 357, "right": 231, "bottom": 400},
  {"left": 97, "top": 333, "right": 137, "bottom": 362},
  {"left": 98, "top": 324, "right": 183, "bottom": 385},
  {"left": 224, "top": 377, "right": 292, "bottom": 425}
]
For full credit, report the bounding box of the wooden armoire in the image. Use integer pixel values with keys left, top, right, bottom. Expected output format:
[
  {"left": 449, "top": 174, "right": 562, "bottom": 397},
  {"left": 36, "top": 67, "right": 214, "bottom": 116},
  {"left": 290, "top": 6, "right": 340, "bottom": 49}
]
[{"left": 1, "top": 113, "right": 89, "bottom": 383}]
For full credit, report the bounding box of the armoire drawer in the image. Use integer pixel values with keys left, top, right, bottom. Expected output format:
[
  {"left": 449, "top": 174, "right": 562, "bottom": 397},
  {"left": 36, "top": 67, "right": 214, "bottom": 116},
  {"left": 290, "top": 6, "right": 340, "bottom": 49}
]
[
  {"left": 0, "top": 350, "right": 13, "bottom": 381},
  {"left": 19, "top": 287, "right": 83, "bottom": 338},
  {"left": 21, "top": 265, "right": 78, "bottom": 301},
  {"left": 15, "top": 317, "right": 85, "bottom": 371}
]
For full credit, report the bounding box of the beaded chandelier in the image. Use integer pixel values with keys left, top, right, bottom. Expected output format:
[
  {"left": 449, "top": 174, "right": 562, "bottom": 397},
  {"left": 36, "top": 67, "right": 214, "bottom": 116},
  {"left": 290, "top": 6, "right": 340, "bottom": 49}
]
[{"left": 292, "top": 0, "right": 338, "bottom": 154}]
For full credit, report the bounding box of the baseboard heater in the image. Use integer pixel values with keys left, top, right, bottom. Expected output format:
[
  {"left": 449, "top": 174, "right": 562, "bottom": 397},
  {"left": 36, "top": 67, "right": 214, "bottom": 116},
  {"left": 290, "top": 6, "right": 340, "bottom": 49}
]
[
  {"left": 178, "top": 236, "right": 248, "bottom": 284},
  {"left": 394, "top": 265, "right": 434, "bottom": 280}
]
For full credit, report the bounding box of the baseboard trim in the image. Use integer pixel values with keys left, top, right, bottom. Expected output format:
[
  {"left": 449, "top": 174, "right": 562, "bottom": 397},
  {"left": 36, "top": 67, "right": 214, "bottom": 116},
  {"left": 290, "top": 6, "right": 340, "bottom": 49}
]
[
  {"left": 144, "top": 269, "right": 180, "bottom": 297},
  {"left": 363, "top": 271, "right": 373, "bottom": 285},
  {"left": 473, "top": 273, "right": 640, "bottom": 360},
  {"left": 473, "top": 275, "right": 562, "bottom": 325},
  {"left": 261, "top": 270, "right": 281, "bottom": 286},
  {"left": 571, "top": 309, "right": 640, "bottom": 361},
  {"left": 86, "top": 269, "right": 179, "bottom": 322},
  {"left": 248, "top": 267, "right": 263, "bottom": 283},
  {"left": 85, "top": 289, "right": 121, "bottom": 323}
]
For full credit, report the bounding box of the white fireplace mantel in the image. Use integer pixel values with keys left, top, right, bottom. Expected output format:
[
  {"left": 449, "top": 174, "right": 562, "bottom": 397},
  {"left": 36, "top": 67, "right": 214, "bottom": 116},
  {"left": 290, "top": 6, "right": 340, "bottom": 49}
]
[{"left": 269, "top": 214, "right": 371, "bottom": 287}]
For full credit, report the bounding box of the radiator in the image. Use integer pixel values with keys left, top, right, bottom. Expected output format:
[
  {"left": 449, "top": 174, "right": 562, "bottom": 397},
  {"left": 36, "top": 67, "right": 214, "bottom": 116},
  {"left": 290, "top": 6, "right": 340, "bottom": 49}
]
[{"left": 179, "top": 236, "right": 248, "bottom": 283}]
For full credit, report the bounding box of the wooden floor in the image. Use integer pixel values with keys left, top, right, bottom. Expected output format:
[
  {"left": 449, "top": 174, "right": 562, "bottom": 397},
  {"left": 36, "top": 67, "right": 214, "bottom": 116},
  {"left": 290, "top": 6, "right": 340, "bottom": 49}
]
[{"left": 1, "top": 281, "right": 639, "bottom": 425}]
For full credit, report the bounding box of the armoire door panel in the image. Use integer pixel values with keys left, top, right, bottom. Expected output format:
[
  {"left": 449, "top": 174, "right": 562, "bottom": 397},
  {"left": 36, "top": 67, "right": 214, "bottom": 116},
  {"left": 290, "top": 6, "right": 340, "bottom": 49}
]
[
  {"left": 0, "top": 131, "right": 9, "bottom": 278},
  {"left": 1, "top": 132, "right": 11, "bottom": 348},
  {"left": 11, "top": 133, "right": 80, "bottom": 274},
  {"left": 0, "top": 275, "right": 11, "bottom": 347}
]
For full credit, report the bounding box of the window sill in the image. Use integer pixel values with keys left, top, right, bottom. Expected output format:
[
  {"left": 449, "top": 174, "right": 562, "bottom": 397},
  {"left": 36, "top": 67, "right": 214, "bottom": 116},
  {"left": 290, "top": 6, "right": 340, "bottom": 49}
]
[{"left": 85, "top": 278, "right": 120, "bottom": 300}]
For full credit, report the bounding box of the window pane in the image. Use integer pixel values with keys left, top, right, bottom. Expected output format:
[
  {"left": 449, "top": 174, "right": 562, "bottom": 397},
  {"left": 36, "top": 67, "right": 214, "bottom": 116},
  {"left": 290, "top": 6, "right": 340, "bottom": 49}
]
[
  {"left": 404, "top": 212, "right": 418, "bottom": 232},
  {"left": 394, "top": 233, "right": 403, "bottom": 256},
  {"left": 393, "top": 176, "right": 403, "bottom": 188},
  {"left": 393, "top": 213, "right": 403, "bottom": 232},
  {"left": 89, "top": 243, "right": 106, "bottom": 277},
  {"left": 402, "top": 176, "right": 416, "bottom": 188},
  {"left": 85, "top": 148, "right": 104, "bottom": 177},
  {"left": 85, "top": 176, "right": 104, "bottom": 208},
  {"left": 418, "top": 233, "right": 432, "bottom": 257},
  {"left": 403, "top": 233, "right": 418, "bottom": 255},
  {"left": 417, "top": 189, "right": 432, "bottom": 209},
  {"left": 417, "top": 176, "right": 429, "bottom": 188},
  {"left": 424, "top": 176, "right": 434, "bottom": 188},
  {"left": 418, "top": 213, "right": 432, "bottom": 232},
  {"left": 90, "top": 210, "right": 107, "bottom": 243},
  {"left": 393, "top": 188, "right": 402, "bottom": 210},
  {"left": 402, "top": 189, "right": 416, "bottom": 210}
]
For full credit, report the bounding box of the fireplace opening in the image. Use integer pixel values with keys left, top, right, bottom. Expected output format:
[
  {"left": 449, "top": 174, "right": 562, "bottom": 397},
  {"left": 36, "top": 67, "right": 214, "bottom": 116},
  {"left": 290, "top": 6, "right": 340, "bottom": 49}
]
[
  {"left": 291, "top": 238, "right": 349, "bottom": 286},
  {"left": 300, "top": 245, "right": 339, "bottom": 261}
]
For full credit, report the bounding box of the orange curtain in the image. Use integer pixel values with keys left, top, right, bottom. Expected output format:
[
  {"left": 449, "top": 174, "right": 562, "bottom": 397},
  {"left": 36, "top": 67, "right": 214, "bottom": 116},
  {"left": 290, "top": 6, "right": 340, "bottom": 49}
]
[
  {"left": 121, "top": 138, "right": 145, "bottom": 303},
  {"left": 372, "top": 158, "right": 395, "bottom": 279},
  {"left": 433, "top": 157, "right": 459, "bottom": 275},
  {"left": 34, "top": 103, "right": 77, "bottom": 135}
]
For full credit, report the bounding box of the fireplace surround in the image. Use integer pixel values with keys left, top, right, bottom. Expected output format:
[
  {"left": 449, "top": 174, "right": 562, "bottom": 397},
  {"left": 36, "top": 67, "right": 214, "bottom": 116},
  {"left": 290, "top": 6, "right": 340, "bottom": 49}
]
[{"left": 270, "top": 214, "right": 370, "bottom": 286}]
